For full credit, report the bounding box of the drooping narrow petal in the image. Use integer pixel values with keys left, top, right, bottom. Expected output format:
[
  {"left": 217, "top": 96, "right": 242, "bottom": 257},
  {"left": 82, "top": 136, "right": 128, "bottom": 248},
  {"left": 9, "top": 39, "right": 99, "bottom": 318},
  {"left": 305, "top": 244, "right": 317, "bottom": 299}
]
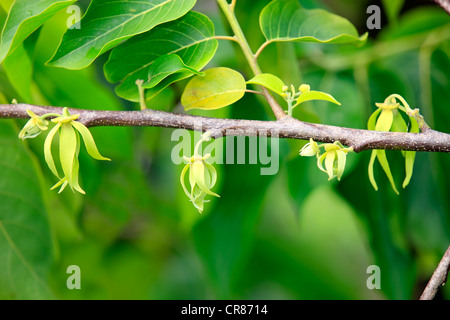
[
  {"left": 336, "top": 150, "right": 347, "bottom": 181},
  {"left": 51, "top": 177, "right": 68, "bottom": 194},
  {"left": 403, "top": 117, "right": 419, "bottom": 189},
  {"left": 204, "top": 162, "right": 218, "bottom": 190},
  {"left": 376, "top": 150, "right": 399, "bottom": 195},
  {"left": 180, "top": 163, "right": 192, "bottom": 199},
  {"left": 70, "top": 133, "right": 85, "bottom": 194},
  {"left": 403, "top": 151, "right": 416, "bottom": 189},
  {"left": 44, "top": 122, "right": 62, "bottom": 178},
  {"left": 325, "top": 150, "right": 336, "bottom": 180},
  {"left": 51, "top": 178, "right": 66, "bottom": 191},
  {"left": 317, "top": 153, "right": 327, "bottom": 173},
  {"left": 59, "top": 123, "right": 77, "bottom": 188},
  {"left": 71, "top": 121, "right": 110, "bottom": 161},
  {"left": 368, "top": 150, "right": 378, "bottom": 191}
]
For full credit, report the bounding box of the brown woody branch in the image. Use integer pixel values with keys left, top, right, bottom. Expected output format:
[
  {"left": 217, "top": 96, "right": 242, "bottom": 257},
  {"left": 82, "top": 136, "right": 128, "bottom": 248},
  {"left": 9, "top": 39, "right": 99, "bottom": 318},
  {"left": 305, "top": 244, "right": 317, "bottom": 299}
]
[
  {"left": 420, "top": 245, "right": 450, "bottom": 300},
  {"left": 1, "top": 103, "right": 450, "bottom": 153}
]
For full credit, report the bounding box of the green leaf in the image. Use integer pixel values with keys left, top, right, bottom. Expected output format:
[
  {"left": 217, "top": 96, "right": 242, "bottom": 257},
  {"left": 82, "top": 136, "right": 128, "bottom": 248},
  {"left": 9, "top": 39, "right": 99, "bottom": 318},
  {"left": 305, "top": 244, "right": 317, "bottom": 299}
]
[
  {"left": 246, "top": 73, "right": 286, "bottom": 96},
  {"left": 143, "top": 54, "right": 202, "bottom": 89},
  {"left": 104, "top": 11, "right": 217, "bottom": 102},
  {"left": 181, "top": 67, "right": 246, "bottom": 111},
  {"left": 47, "top": 0, "right": 196, "bottom": 69},
  {"left": 0, "top": 121, "right": 54, "bottom": 299},
  {"left": 2, "top": 43, "right": 33, "bottom": 102},
  {"left": 0, "top": 0, "right": 75, "bottom": 63},
  {"left": 259, "top": 0, "right": 367, "bottom": 48},
  {"left": 294, "top": 90, "right": 341, "bottom": 108}
]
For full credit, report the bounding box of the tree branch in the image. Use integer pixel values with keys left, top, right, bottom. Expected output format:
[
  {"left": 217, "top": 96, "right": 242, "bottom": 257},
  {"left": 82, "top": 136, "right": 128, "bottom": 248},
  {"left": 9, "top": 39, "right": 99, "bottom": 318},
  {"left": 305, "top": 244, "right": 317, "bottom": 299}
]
[
  {"left": 2, "top": 103, "right": 450, "bottom": 153},
  {"left": 420, "top": 245, "right": 450, "bottom": 300}
]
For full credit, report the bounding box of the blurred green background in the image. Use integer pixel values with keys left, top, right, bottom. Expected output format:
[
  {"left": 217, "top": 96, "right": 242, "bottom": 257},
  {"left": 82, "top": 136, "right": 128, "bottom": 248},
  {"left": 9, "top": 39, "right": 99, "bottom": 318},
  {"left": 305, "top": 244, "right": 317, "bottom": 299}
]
[{"left": 0, "top": 0, "right": 449, "bottom": 300}]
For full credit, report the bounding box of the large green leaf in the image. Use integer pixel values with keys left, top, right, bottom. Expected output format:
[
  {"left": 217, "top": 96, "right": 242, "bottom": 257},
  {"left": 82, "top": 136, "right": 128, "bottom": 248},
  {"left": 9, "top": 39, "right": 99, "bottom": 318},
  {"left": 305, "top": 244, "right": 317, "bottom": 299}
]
[
  {"left": 47, "top": 0, "right": 196, "bottom": 69},
  {"left": 0, "top": 121, "right": 54, "bottom": 299},
  {"left": 104, "top": 11, "right": 217, "bottom": 102},
  {"left": 143, "top": 54, "right": 203, "bottom": 89},
  {"left": 0, "top": 0, "right": 75, "bottom": 63},
  {"left": 259, "top": 0, "right": 367, "bottom": 47},
  {"left": 2, "top": 43, "right": 33, "bottom": 102},
  {"left": 181, "top": 67, "right": 246, "bottom": 111}
]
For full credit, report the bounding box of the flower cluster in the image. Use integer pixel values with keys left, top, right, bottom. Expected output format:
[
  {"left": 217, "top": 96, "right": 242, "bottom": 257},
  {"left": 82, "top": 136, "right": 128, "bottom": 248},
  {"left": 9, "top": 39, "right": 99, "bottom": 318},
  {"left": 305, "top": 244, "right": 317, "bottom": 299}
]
[
  {"left": 180, "top": 132, "right": 219, "bottom": 213},
  {"left": 367, "top": 94, "right": 419, "bottom": 194},
  {"left": 18, "top": 110, "right": 51, "bottom": 140},
  {"left": 300, "top": 139, "right": 353, "bottom": 181},
  {"left": 19, "top": 108, "right": 110, "bottom": 194}
]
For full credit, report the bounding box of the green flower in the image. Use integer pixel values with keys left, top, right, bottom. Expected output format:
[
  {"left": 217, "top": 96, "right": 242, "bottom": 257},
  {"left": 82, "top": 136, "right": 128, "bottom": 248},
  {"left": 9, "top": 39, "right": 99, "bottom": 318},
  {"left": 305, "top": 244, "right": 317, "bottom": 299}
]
[
  {"left": 18, "top": 110, "right": 49, "bottom": 140},
  {"left": 367, "top": 95, "right": 419, "bottom": 194},
  {"left": 317, "top": 142, "right": 353, "bottom": 181},
  {"left": 299, "top": 138, "right": 319, "bottom": 157},
  {"left": 300, "top": 139, "right": 352, "bottom": 181},
  {"left": 44, "top": 108, "right": 110, "bottom": 194},
  {"left": 180, "top": 132, "right": 220, "bottom": 213}
]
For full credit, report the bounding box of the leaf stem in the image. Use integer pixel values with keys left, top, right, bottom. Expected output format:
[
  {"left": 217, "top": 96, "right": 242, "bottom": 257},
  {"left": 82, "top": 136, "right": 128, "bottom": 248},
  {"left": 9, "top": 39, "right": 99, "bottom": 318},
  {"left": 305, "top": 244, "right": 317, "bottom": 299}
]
[
  {"left": 245, "top": 89, "right": 263, "bottom": 95},
  {"left": 230, "top": 0, "right": 236, "bottom": 11},
  {"left": 216, "top": 0, "right": 286, "bottom": 119},
  {"left": 254, "top": 40, "right": 271, "bottom": 60},
  {"left": 135, "top": 80, "right": 147, "bottom": 110},
  {"left": 213, "top": 35, "right": 239, "bottom": 42}
]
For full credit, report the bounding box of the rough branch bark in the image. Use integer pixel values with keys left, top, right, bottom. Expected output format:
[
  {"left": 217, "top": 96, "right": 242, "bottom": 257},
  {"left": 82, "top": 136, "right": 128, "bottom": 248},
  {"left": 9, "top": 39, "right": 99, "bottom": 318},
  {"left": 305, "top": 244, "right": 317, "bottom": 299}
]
[{"left": 2, "top": 103, "right": 450, "bottom": 153}]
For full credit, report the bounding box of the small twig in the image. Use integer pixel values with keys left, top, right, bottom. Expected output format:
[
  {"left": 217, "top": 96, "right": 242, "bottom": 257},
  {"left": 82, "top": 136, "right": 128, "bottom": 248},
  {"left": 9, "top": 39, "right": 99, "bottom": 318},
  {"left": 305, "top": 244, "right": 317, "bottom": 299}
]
[{"left": 420, "top": 245, "right": 450, "bottom": 300}]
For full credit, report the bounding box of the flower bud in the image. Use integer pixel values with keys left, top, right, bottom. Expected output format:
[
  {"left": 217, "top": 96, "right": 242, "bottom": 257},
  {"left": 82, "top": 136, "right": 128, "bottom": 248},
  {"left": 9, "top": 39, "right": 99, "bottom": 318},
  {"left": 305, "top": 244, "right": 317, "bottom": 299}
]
[
  {"left": 18, "top": 110, "right": 49, "bottom": 140},
  {"left": 299, "top": 138, "right": 319, "bottom": 157},
  {"left": 299, "top": 84, "right": 310, "bottom": 93}
]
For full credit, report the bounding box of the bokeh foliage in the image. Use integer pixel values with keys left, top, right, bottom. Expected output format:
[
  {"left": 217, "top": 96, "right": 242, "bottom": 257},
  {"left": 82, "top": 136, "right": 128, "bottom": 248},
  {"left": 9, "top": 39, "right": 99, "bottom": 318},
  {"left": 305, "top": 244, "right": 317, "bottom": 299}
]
[{"left": 0, "top": 0, "right": 449, "bottom": 300}]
